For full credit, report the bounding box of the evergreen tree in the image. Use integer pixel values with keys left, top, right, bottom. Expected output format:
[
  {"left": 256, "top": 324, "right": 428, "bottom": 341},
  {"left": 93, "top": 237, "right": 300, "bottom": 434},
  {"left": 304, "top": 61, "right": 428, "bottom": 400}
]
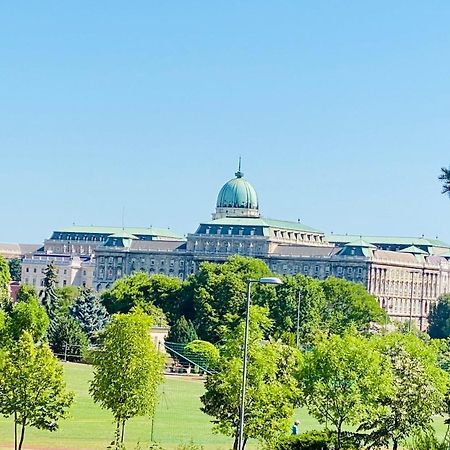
[
  {"left": 0, "top": 255, "right": 11, "bottom": 299},
  {"left": 8, "top": 258, "right": 21, "bottom": 282},
  {"left": 40, "top": 262, "right": 59, "bottom": 319},
  {"left": 167, "top": 316, "right": 198, "bottom": 343},
  {"left": 439, "top": 166, "right": 450, "bottom": 197},
  {"left": 70, "top": 288, "right": 109, "bottom": 342},
  {"left": 48, "top": 315, "right": 88, "bottom": 358}
]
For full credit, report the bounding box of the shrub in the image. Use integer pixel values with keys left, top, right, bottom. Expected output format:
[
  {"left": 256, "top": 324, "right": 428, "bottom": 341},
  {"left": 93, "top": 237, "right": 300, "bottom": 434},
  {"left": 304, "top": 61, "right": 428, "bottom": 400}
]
[{"left": 275, "top": 430, "right": 364, "bottom": 450}]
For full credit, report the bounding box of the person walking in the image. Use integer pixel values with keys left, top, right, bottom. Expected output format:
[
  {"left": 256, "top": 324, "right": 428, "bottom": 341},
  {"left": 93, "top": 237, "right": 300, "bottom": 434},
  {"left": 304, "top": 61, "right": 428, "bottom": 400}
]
[{"left": 291, "top": 419, "right": 300, "bottom": 435}]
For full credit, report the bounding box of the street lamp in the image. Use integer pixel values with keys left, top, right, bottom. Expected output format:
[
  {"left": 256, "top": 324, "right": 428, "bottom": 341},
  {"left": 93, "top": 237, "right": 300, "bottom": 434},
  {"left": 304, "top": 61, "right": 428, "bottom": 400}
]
[
  {"left": 237, "top": 277, "right": 283, "bottom": 450},
  {"left": 408, "top": 270, "right": 421, "bottom": 332}
]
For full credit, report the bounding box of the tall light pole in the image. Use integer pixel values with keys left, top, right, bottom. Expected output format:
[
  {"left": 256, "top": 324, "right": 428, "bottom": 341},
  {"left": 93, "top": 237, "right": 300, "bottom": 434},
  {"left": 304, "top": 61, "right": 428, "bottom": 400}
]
[
  {"left": 237, "top": 277, "right": 283, "bottom": 450},
  {"left": 296, "top": 289, "right": 302, "bottom": 349},
  {"left": 408, "top": 270, "right": 420, "bottom": 332}
]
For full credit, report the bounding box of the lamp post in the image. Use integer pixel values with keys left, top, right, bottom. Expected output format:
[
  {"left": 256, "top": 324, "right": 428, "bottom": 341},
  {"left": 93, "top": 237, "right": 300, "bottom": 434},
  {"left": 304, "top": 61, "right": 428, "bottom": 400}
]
[
  {"left": 237, "top": 276, "right": 283, "bottom": 450},
  {"left": 408, "top": 271, "right": 421, "bottom": 332},
  {"left": 296, "top": 289, "right": 302, "bottom": 349}
]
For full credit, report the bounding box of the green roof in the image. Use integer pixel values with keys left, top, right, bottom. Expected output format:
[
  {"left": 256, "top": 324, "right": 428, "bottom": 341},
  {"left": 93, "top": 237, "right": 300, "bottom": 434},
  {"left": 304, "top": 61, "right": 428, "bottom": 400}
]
[
  {"left": 327, "top": 234, "right": 450, "bottom": 249},
  {"left": 216, "top": 172, "right": 258, "bottom": 209},
  {"left": 399, "top": 245, "right": 429, "bottom": 255},
  {"left": 53, "top": 225, "right": 184, "bottom": 240},
  {"left": 203, "top": 217, "right": 322, "bottom": 233},
  {"left": 344, "top": 238, "right": 376, "bottom": 248}
]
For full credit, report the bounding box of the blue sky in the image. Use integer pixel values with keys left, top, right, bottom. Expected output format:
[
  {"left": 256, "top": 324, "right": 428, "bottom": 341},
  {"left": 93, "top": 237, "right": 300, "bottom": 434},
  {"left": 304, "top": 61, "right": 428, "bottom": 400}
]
[{"left": 1, "top": 1, "right": 449, "bottom": 243}]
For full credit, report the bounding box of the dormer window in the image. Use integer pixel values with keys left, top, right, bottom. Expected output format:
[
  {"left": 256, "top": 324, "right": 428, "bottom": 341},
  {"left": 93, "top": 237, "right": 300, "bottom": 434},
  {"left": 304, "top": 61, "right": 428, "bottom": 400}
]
[{"left": 206, "top": 227, "right": 211, "bottom": 235}]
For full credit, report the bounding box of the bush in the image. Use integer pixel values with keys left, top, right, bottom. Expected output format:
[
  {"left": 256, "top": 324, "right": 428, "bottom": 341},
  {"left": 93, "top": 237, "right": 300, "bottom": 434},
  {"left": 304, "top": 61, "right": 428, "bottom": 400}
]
[{"left": 275, "top": 430, "right": 364, "bottom": 450}]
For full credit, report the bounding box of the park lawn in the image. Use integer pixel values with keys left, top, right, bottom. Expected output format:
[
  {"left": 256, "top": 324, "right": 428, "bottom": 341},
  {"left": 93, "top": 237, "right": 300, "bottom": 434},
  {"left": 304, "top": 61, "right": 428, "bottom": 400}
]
[
  {"left": 0, "top": 362, "right": 313, "bottom": 450},
  {"left": 0, "top": 362, "right": 447, "bottom": 449}
]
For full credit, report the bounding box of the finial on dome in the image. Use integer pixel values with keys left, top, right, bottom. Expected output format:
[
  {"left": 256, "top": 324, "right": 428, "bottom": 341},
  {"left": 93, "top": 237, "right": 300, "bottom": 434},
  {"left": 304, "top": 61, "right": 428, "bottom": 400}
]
[{"left": 235, "top": 156, "right": 244, "bottom": 178}]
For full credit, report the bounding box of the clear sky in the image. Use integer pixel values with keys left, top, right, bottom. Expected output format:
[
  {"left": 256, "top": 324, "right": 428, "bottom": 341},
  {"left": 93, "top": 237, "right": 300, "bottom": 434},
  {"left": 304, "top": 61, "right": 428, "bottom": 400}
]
[{"left": 1, "top": 1, "right": 449, "bottom": 244}]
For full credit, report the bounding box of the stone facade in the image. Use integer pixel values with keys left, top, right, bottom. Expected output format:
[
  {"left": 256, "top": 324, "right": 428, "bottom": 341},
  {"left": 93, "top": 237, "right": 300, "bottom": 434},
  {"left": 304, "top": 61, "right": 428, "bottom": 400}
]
[{"left": 92, "top": 168, "right": 450, "bottom": 330}]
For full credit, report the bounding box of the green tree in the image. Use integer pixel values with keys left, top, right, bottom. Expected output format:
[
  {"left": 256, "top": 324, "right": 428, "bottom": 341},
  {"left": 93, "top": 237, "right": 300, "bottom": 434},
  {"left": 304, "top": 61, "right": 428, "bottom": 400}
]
[
  {"left": 268, "top": 274, "right": 326, "bottom": 345},
  {"left": 8, "top": 258, "right": 21, "bottom": 282},
  {"left": 101, "top": 272, "right": 182, "bottom": 316},
  {"left": 429, "top": 295, "right": 450, "bottom": 339},
  {"left": 40, "top": 262, "right": 59, "bottom": 319},
  {"left": 167, "top": 316, "right": 198, "bottom": 343},
  {"left": 184, "top": 340, "right": 220, "bottom": 370},
  {"left": 0, "top": 332, "right": 74, "bottom": 450},
  {"left": 16, "top": 285, "right": 39, "bottom": 303},
  {"left": 70, "top": 288, "right": 109, "bottom": 342},
  {"left": 89, "top": 311, "right": 165, "bottom": 448},
  {"left": 299, "top": 330, "right": 390, "bottom": 450},
  {"left": 321, "top": 276, "right": 386, "bottom": 334},
  {"left": 0, "top": 255, "right": 11, "bottom": 298},
  {"left": 360, "top": 333, "right": 449, "bottom": 450},
  {"left": 55, "top": 285, "right": 79, "bottom": 315},
  {"left": 201, "top": 306, "right": 301, "bottom": 449},
  {"left": 439, "top": 166, "right": 450, "bottom": 197},
  {"left": 48, "top": 315, "right": 89, "bottom": 358},
  {"left": 189, "top": 256, "right": 273, "bottom": 342},
  {"left": 7, "top": 296, "right": 49, "bottom": 343}
]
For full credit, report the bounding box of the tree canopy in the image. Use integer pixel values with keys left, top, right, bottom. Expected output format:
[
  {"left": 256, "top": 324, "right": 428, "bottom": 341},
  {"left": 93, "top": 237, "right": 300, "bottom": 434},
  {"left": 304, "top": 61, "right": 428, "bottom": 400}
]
[
  {"left": 428, "top": 295, "right": 450, "bottom": 339},
  {"left": 8, "top": 258, "right": 21, "bottom": 282},
  {"left": 0, "top": 255, "right": 11, "bottom": 299},
  {"left": 201, "top": 306, "right": 301, "bottom": 449},
  {"left": 89, "top": 310, "right": 165, "bottom": 447},
  {"left": 439, "top": 166, "right": 450, "bottom": 197}
]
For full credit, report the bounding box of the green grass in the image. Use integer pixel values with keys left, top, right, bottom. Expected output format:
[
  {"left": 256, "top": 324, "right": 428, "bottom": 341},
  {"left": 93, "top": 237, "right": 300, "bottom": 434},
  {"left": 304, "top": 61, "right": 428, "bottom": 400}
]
[{"left": 0, "top": 362, "right": 447, "bottom": 449}]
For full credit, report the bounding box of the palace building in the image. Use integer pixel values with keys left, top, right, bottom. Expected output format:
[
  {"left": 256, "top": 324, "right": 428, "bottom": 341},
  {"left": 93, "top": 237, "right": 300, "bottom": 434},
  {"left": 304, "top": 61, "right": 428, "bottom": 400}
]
[
  {"left": 24, "top": 165, "right": 450, "bottom": 329},
  {"left": 90, "top": 166, "right": 450, "bottom": 329}
]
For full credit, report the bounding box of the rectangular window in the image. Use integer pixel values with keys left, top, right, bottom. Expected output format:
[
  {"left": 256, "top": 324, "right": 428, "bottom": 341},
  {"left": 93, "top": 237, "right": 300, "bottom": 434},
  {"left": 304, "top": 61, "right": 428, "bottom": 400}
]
[{"left": 337, "top": 266, "right": 343, "bottom": 275}]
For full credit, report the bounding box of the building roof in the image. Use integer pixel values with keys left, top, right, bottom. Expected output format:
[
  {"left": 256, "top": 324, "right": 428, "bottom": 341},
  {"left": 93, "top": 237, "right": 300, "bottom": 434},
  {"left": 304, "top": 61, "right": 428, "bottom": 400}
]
[
  {"left": 52, "top": 225, "right": 184, "bottom": 240},
  {"left": 399, "top": 245, "right": 428, "bottom": 255},
  {"left": 0, "top": 243, "right": 40, "bottom": 259},
  {"left": 327, "top": 234, "right": 450, "bottom": 250},
  {"left": 344, "top": 238, "right": 376, "bottom": 248},
  {"left": 201, "top": 217, "right": 322, "bottom": 234},
  {"left": 216, "top": 170, "right": 258, "bottom": 210}
]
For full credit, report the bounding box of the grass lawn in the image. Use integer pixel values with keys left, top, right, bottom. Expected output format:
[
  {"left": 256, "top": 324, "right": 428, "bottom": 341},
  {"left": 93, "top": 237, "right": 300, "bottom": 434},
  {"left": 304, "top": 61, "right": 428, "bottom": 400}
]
[{"left": 0, "top": 362, "right": 447, "bottom": 449}]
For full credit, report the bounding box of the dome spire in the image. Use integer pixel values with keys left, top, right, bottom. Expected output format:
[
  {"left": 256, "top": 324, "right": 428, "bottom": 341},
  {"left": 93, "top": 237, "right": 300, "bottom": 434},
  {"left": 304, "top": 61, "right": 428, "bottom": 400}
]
[{"left": 235, "top": 156, "right": 243, "bottom": 178}]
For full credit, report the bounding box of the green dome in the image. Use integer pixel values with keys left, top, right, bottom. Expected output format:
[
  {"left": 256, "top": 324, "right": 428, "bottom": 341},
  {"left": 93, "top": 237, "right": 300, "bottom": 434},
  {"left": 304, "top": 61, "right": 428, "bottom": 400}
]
[{"left": 216, "top": 170, "right": 259, "bottom": 209}]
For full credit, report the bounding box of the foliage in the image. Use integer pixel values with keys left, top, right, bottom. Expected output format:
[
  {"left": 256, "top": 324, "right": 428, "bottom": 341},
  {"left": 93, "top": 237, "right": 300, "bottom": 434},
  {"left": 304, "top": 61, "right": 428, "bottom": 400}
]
[
  {"left": 0, "top": 255, "right": 11, "bottom": 298},
  {"left": 48, "top": 314, "right": 89, "bottom": 358},
  {"left": 175, "top": 440, "right": 204, "bottom": 450},
  {"left": 189, "top": 256, "right": 273, "bottom": 342},
  {"left": 299, "top": 330, "right": 390, "bottom": 449},
  {"left": 0, "top": 331, "right": 74, "bottom": 450},
  {"left": 40, "top": 262, "right": 59, "bottom": 319},
  {"left": 201, "top": 306, "right": 301, "bottom": 449},
  {"left": 359, "top": 333, "right": 449, "bottom": 450},
  {"left": 16, "top": 285, "right": 39, "bottom": 303},
  {"left": 55, "top": 285, "right": 79, "bottom": 315},
  {"left": 321, "top": 277, "right": 386, "bottom": 334},
  {"left": 8, "top": 258, "right": 21, "bottom": 282},
  {"left": 439, "top": 166, "right": 450, "bottom": 197},
  {"left": 89, "top": 311, "right": 165, "bottom": 448},
  {"left": 407, "top": 430, "right": 449, "bottom": 450},
  {"left": 70, "top": 288, "right": 109, "bottom": 342},
  {"left": 268, "top": 274, "right": 326, "bottom": 345},
  {"left": 7, "top": 295, "right": 49, "bottom": 343},
  {"left": 101, "top": 272, "right": 180, "bottom": 322},
  {"left": 167, "top": 316, "right": 198, "bottom": 344},
  {"left": 429, "top": 295, "right": 450, "bottom": 339},
  {"left": 275, "top": 430, "right": 363, "bottom": 450},
  {"left": 184, "top": 340, "right": 220, "bottom": 370}
]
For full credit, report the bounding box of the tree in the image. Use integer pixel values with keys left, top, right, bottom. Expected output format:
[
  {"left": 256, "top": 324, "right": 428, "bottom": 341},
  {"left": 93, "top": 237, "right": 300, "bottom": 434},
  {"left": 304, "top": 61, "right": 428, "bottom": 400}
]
[
  {"left": 439, "top": 166, "right": 450, "bottom": 197},
  {"left": 101, "top": 272, "right": 182, "bottom": 317},
  {"left": 321, "top": 277, "right": 386, "bottom": 334},
  {"left": 7, "top": 295, "right": 49, "bottom": 343},
  {"left": 0, "top": 255, "right": 11, "bottom": 298},
  {"left": 429, "top": 295, "right": 450, "bottom": 339},
  {"left": 48, "top": 315, "right": 89, "bottom": 358},
  {"left": 299, "top": 330, "right": 390, "bottom": 450},
  {"left": 70, "top": 288, "right": 108, "bottom": 342},
  {"left": 89, "top": 311, "right": 165, "bottom": 448},
  {"left": 201, "top": 306, "right": 301, "bottom": 449},
  {"left": 40, "top": 262, "right": 59, "bottom": 319},
  {"left": 268, "top": 274, "right": 326, "bottom": 345},
  {"left": 359, "top": 333, "right": 449, "bottom": 450},
  {"left": 167, "top": 316, "right": 198, "bottom": 343},
  {"left": 184, "top": 340, "right": 220, "bottom": 370},
  {"left": 8, "top": 258, "right": 21, "bottom": 282},
  {"left": 0, "top": 332, "right": 74, "bottom": 450},
  {"left": 55, "top": 285, "right": 79, "bottom": 315},
  {"left": 189, "top": 256, "right": 273, "bottom": 342},
  {"left": 16, "top": 285, "right": 39, "bottom": 303}
]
